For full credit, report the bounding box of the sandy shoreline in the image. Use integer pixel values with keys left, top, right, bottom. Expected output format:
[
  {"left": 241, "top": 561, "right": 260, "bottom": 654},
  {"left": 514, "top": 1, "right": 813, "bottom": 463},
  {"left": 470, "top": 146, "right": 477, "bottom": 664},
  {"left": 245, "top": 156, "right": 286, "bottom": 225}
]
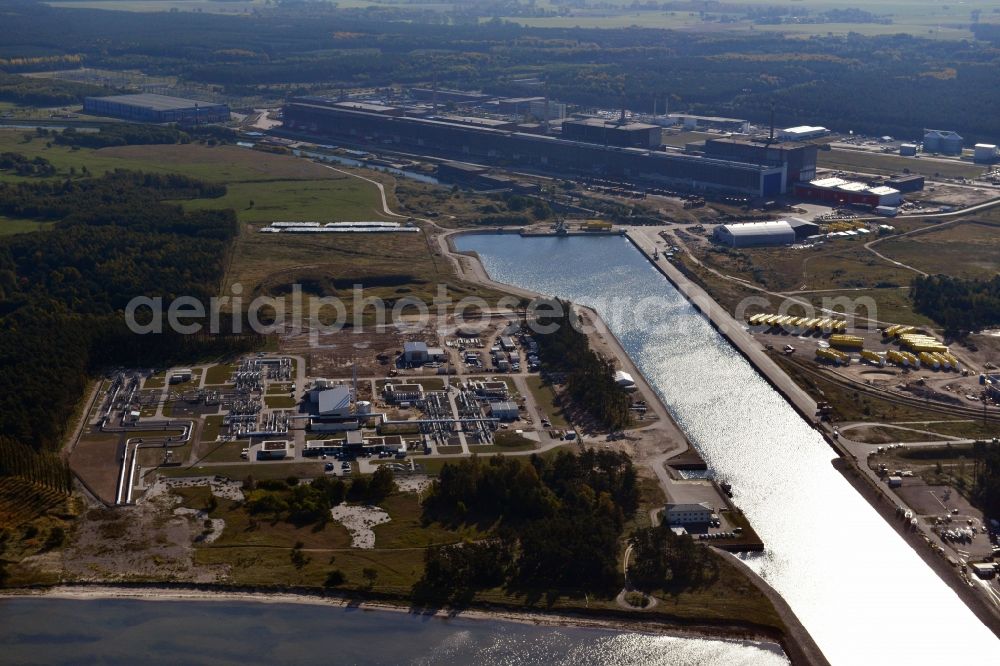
[{"left": 1, "top": 584, "right": 788, "bottom": 651}]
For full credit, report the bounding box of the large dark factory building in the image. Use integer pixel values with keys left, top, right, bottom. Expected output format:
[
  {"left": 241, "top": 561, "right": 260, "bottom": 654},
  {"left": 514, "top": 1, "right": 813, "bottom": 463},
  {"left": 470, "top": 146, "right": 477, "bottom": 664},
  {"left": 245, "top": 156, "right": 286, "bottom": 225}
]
[
  {"left": 689, "top": 137, "right": 818, "bottom": 190},
  {"left": 282, "top": 98, "right": 788, "bottom": 196},
  {"left": 561, "top": 117, "right": 663, "bottom": 149},
  {"left": 83, "top": 93, "right": 230, "bottom": 124}
]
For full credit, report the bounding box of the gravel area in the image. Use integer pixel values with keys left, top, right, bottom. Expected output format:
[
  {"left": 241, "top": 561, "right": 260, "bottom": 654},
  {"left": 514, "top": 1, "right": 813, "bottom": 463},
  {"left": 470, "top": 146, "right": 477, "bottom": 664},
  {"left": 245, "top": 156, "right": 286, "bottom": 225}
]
[{"left": 330, "top": 504, "right": 391, "bottom": 549}]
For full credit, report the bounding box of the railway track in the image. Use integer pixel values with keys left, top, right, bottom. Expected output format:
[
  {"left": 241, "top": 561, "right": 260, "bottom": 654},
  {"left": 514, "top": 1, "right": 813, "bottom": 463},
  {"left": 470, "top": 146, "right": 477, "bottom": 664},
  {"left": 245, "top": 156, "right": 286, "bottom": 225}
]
[{"left": 776, "top": 354, "right": 1000, "bottom": 426}]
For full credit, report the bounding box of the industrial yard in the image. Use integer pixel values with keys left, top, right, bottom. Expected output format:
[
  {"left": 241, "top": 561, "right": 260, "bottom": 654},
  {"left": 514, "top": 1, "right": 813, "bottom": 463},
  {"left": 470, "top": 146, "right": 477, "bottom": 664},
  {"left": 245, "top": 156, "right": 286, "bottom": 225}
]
[{"left": 71, "top": 316, "right": 631, "bottom": 508}]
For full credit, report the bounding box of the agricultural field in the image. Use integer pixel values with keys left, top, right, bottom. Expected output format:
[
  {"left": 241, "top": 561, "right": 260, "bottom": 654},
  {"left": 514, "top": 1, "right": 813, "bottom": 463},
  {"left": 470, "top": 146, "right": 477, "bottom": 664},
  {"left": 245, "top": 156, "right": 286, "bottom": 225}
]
[{"left": 877, "top": 220, "right": 1000, "bottom": 280}]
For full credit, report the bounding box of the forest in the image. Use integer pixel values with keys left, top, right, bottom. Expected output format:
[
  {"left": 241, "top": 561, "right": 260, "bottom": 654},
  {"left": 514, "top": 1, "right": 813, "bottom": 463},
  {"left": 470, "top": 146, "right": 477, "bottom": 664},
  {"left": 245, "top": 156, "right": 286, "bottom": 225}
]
[
  {"left": 628, "top": 524, "right": 720, "bottom": 592},
  {"left": 911, "top": 274, "right": 1000, "bottom": 334},
  {"left": 532, "top": 300, "right": 633, "bottom": 431},
  {"left": 0, "top": 168, "right": 259, "bottom": 458},
  {"left": 415, "top": 450, "right": 639, "bottom": 602},
  {"left": 1, "top": 1, "right": 1000, "bottom": 140}
]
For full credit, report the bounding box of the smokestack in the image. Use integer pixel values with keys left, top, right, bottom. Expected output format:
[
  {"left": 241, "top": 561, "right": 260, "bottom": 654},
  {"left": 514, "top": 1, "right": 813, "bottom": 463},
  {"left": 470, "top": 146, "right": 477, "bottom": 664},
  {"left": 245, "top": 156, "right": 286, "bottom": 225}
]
[
  {"left": 652, "top": 94, "right": 657, "bottom": 119},
  {"left": 544, "top": 79, "right": 550, "bottom": 135},
  {"left": 769, "top": 102, "right": 775, "bottom": 142}
]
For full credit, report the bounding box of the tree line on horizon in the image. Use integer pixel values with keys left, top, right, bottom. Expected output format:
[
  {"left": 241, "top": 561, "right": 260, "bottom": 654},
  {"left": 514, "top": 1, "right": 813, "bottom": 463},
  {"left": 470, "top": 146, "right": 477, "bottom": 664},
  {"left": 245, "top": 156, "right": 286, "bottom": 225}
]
[{"left": 3, "top": 1, "right": 1000, "bottom": 139}]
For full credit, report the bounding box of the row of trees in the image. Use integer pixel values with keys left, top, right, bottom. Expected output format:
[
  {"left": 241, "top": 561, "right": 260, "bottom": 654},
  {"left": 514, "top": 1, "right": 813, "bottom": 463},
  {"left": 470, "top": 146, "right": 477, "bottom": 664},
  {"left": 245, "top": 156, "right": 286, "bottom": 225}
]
[
  {"left": 5, "top": 2, "right": 1000, "bottom": 139},
  {"left": 416, "top": 451, "right": 638, "bottom": 600},
  {"left": 911, "top": 274, "right": 1000, "bottom": 334},
  {"left": 532, "top": 301, "right": 633, "bottom": 431},
  {"left": 51, "top": 124, "right": 235, "bottom": 149}
]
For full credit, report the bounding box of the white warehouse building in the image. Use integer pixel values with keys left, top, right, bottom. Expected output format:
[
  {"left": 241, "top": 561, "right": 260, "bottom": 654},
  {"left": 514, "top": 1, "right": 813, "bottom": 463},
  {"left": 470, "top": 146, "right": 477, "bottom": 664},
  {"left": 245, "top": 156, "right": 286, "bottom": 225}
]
[
  {"left": 779, "top": 125, "right": 829, "bottom": 141},
  {"left": 713, "top": 220, "right": 796, "bottom": 248},
  {"left": 664, "top": 502, "right": 713, "bottom": 526},
  {"left": 974, "top": 143, "right": 998, "bottom": 164}
]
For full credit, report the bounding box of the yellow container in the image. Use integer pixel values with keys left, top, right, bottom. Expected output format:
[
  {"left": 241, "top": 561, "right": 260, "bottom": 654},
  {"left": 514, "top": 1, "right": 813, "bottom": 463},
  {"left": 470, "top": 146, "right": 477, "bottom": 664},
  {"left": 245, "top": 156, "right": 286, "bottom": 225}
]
[
  {"left": 816, "top": 348, "right": 849, "bottom": 365},
  {"left": 887, "top": 350, "right": 911, "bottom": 367},
  {"left": 861, "top": 350, "right": 885, "bottom": 366},
  {"left": 830, "top": 334, "right": 864, "bottom": 349}
]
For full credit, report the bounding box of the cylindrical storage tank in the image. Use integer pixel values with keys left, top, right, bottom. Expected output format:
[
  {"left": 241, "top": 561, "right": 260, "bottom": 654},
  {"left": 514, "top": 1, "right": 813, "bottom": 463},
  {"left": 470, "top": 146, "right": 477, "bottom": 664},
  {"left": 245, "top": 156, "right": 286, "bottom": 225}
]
[{"left": 356, "top": 400, "right": 372, "bottom": 415}]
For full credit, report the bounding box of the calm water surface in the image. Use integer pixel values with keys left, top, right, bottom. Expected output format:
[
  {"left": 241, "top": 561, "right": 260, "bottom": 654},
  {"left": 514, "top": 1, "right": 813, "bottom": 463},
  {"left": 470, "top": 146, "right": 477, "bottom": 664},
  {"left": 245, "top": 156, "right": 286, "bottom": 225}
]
[
  {"left": 455, "top": 233, "right": 998, "bottom": 665},
  {"left": 0, "top": 598, "right": 786, "bottom": 666}
]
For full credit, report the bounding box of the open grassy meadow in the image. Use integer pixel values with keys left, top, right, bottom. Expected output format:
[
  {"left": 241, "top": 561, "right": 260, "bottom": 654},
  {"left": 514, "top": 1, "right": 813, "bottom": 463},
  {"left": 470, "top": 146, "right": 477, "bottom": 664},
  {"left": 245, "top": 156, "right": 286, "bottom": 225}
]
[
  {"left": 0, "top": 216, "right": 51, "bottom": 236},
  {"left": 697, "top": 240, "right": 918, "bottom": 294},
  {"left": 877, "top": 220, "right": 1000, "bottom": 280},
  {"left": 0, "top": 133, "right": 388, "bottom": 226}
]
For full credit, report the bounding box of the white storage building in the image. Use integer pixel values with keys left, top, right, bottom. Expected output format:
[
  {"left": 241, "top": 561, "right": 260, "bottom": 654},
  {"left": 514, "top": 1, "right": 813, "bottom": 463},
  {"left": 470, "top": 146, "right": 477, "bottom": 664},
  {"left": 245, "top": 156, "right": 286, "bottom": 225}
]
[
  {"left": 779, "top": 125, "right": 829, "bottom": 141},
  {"left": 664, "top": 502, "right": 713, "bottom": 526},
  {"left": 613, "top": 370, "right": 636, "bottom": 389},
  {"left": 974, "top": 144, "right": 998, "bottom": 164},
  {"left": 489, "top": 401, "right": 520, "bottom": 421},
  {"left": 713, "top": 220, "right": 796, "bottom": 248}
]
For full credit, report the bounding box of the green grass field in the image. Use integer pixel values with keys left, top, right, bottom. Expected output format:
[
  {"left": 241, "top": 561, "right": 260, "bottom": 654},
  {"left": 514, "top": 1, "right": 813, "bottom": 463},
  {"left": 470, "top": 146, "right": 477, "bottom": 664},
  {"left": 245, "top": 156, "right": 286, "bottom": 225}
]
[
  {"left": 803, "top": 288, "right": 936, "bottom": 328},
  {"left": 204, "top": 363, "right": 236, "bottom": 385},
  {"left": 818, "top": 148, "right": 985, "bottom": 180},
  {"left": 181, "top": 178, "right": 390, "bottom": 223},
  {"left": 264, "top": 395, "right": 298, "bottom": 409},
  {"left": 0, "top": 216, "right": 51, "bottom": 236},
  {"left": 524, "top": 375, "right": 569, "bottom": 427}
]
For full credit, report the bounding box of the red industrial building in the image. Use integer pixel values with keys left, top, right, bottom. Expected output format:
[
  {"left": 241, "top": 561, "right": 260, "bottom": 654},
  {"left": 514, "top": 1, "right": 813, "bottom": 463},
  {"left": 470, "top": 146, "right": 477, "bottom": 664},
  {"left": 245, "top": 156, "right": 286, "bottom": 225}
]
[{"left": 793, "top": 177, "right": 902, "bottom": 208}]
